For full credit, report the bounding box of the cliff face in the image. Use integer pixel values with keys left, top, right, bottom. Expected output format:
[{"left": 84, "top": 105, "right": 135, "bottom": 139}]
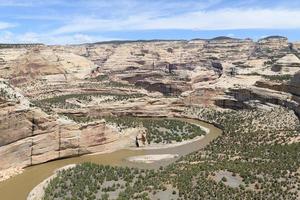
[
  {"left": 0, "top": 36, "right": 300, "bottom": 173},
  {"left": 0, "top": 84, "right": 119, "bottom": 170},
  {"left": 203, "top": 37, "right": 254, "bottom": 61},
  {"left": 0, "top": 36, "right": 296, "bottom": 96},
  {"left": 254, "top": 36, "right": 290, "bottom": 59},
  {"left": 215, "top": 70, "right": 300, "bottom": 117},
  {"left": 289, "top": 71, "right": 300, "bottom": 96}
]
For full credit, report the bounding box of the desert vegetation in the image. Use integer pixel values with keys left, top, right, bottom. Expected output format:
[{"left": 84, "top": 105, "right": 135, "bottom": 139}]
[
  {"left": 43, "top": 107, "right": 300, "bottom": 199},
  {"left": 43, "top": 163, "right": 176, "bottom": 200},
  {"left": 263, "top": 74, "right": 293, "bottom": 81},
  {"left": 65, "top": 116, "right": 206, "bottom": 144},
  {"left": 248, "top": 72, "right": 293, "bottom": 82},
  {"left": 33, "top": 93, "right": 145, "bottom": 113},
  {"left": 104, "top": 117, "right": 206, "bottom": 144},
  {"left": 1, "top": 36, "right": 300, "bottom": 200}
]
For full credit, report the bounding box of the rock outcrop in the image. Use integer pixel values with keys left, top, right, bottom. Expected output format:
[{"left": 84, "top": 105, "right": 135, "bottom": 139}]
[
  {"left": 272, "top": 54, "right": 300, "bottom": 71},
  {"left": 0, "top": 106, "right": 119, "bottom": 170},
  {"left": 1, "top": 36, "right": 300, "bottom": 176},
  {"left": 254, "top": 36, "right": 290, "bottom": 59},
  {"left": 203, "top": 37, "right": 254, "bottom": 61},
  {"left": 216, "top": 85, "right": 300, "bottom": 117},
  {"left": 0, "top": 82, "right": 119, "bottom": 171},
  {"left": 289, "top": 71, "right": 300, "bottom": 96}
]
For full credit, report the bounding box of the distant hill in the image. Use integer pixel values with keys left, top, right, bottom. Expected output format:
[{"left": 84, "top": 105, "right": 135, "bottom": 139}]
[{"left": 0, "top": 43, "right": 44, "bottom": 49}]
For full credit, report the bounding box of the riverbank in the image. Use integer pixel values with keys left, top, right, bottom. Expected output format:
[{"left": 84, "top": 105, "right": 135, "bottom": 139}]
[
  {"left": 127, "top": 154, "right": 179, "bottom": 164},
  {"left": 96, "top": 119, "right": 210, "bottom": 152},
  {"left": 0, "top": 167, "right": 23, "bottom": 182},
  {"left": 0, "top": 117, "right": 209, "bottom": 184},
  {"left": 27, "top": 164, "right": 76, "bottom": 200},
  {"left": 0, "top": 117, "right": 221, "bottom": 200}
]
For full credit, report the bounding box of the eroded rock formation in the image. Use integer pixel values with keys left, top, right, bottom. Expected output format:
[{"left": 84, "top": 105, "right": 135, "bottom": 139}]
[
  {"left": 0, "top": 36, "right": 300, "bottom": 175},
  {"left": 0, "top": 83, "right": 119, "bottom": 170}
]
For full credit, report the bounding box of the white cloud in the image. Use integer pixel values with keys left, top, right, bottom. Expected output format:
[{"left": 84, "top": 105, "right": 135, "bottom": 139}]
[
  {"left": 0, "top": 31, "right": 14, "bottom": 42},
  {"left": 227, "top": 33, "right": 235, "bottom": 37},
  {"left": 51, "top": 8, "right": 300, "bottom": 34},
  {"left": 0, "top": 32, "right": 43, "bottom": 43},
  {"left": 17, "top": 32, "right": 40, "bottom": 43},
  {"left": 0, "top": 21, "right": 16, "bottom": 30},
  {"left": 0, "top": 0, "right": 32, "bottom": 7},
  {"left": 0, "top": 0, "right": 69, "bottom": 7},
  {"left": 2, "top": 2, "right": 300, "bottom": 44},
  {"left": 134, "top": 8, "right": 300, "bottom": 30},
  {"left": 72, "top": 34, "right": 93, "bottom": 43},
  {"left": 45, "top": 34, "right": 120, "bottom": 45},
  {"left": 0, "top": 31, "right": 120, "bottom": 44}
]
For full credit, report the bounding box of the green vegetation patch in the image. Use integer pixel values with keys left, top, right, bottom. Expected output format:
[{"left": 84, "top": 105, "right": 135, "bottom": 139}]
[
  {"left": 91, "top": 74, "right": 109, "bottom": 82},
  {"left": 104, "top": 117, "right": 206, "bottom": 144},
  {"left": 33, "top": 93, "right": 145, "bottom": 113},
  {"left": 43, "top": 163, "right": 174, "bottom": 200},
  {"left": 103, "top": 81, "right": 140, "bottom": 88},
  {"left": 263, "top": 74, "right": 293, "bottom": 81},
  {"left": 247, "top": 72, "right": 292, "bottom": 82},
  {"left": 63, "top": 116, "right": 205, "bottom": 144},
  {"left": 43, "top": 108, "right": 300, "bottom": 200}
]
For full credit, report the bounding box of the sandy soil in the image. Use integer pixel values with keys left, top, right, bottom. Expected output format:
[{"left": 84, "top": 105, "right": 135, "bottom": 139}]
[
  {"left": 0, "top": 167, "right": 24, "bottom": 182},
  {"left": 27, "top": 164, "right": 76, "bottom": 200},
  {"left": 127, "top": 135, "right": 206, "bottom": 150},
  {"left": 211, "top": 170, "right": 243, "bottom": 188},
  {"left": 127, "top": 154, "right": 179, "bottom": 164}
]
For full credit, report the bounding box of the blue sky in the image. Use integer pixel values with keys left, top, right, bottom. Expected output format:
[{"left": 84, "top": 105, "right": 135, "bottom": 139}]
[{"left": 0, "top": 0, "right": 300, "bottom": 44}]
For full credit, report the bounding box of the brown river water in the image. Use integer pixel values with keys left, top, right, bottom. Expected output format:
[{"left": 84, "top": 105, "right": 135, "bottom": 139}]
[{"left": 0, "top": 118, "right": 221, "bottom": 200}]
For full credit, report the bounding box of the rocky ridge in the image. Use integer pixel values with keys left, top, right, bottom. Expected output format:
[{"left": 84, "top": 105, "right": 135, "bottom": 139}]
[{"left": 0, "top": 36, "right": 299, "bottom": 180}]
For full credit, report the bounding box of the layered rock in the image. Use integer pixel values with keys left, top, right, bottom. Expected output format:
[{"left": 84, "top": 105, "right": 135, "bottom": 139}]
[
  {"left": 1, "top": 36, "right": 300, "bottom": 175},
  {"left": 216, "top": 86, "right": 300, "bottom": 117},
  {"left": 0, "top": 46, "right": 94, "bottom": 86},
  {"left": 0, "top": 83, "right": 119, "bottom": 171},
  {"left": 0, "top": 107, "right": 119, "bottom": 170},
  {"left": 254, "top": 36, "right": 290, "bottom": 59},
  {"left": 202, "top": 37, "right": 254, "bottom": 61},
  {"left": 271, "top": 54, "right": 300, "bottom": 71},
  {"left": 288, "top": 71, "right": 300, "bottom": 96}
]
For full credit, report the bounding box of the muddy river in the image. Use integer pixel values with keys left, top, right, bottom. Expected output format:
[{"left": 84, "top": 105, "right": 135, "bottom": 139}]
[{"left": 0, "top": 118, "right": 221, "bottom": 200}]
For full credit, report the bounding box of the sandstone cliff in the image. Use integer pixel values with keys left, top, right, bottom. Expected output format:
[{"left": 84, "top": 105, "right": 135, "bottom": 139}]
[
  {"left": 0, "top": 81, "right": 119, "bottom": 172},
  {"left": 1, "top": 36, "right": 300, "bottom": 176}
]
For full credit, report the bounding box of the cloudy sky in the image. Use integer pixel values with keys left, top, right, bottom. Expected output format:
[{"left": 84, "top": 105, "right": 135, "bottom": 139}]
[{"left": 0, "top": 0, "right": 300, "bottom": 44}]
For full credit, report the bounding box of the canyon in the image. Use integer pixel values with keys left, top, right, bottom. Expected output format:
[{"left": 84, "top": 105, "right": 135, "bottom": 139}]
[{"left": 0, "top": 35, "right": 300, "bottom": 182}]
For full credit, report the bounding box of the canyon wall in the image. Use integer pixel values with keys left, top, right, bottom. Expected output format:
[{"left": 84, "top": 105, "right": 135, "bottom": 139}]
[
  {"left": 0, "top": 103, "right": 118, "bottom": 171},
  {"left": 1, "top": 36, "right": 300, "bottom": 173}
]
